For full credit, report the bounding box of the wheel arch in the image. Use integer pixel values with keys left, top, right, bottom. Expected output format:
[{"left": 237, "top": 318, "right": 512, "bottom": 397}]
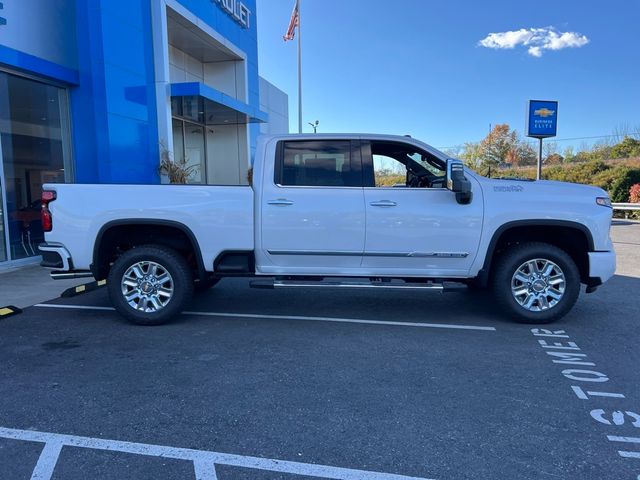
[
  {"left": 478, "top": 220, "right": 594, "bottom": 286},
  {"left": 92, "top": 219, "right": 206, "bottom": 281}
]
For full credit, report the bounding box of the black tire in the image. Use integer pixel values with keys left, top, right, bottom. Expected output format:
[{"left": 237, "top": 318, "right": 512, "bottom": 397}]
[
  {"left": 194, "top": 275, "right": 220, "bottom": 293},
  {"left": 491, "top": 242, "right": 580, "bottom": 324},
  {"left": 107, "top": 245, "right": 193, "bottom": 326}
]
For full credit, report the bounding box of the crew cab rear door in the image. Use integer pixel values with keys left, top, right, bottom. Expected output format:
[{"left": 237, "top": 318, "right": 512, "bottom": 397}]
[
  {"left": 258, "top": 139, "right": 366, "bottom": 272},
  {"left": 361, "top": 140, "right": 483, "bottom": 276}
]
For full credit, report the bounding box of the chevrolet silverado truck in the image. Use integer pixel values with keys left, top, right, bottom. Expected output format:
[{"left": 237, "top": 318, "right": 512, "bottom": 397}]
[{"left": 38, "top": 134, "right": 616, "bottom": 325}]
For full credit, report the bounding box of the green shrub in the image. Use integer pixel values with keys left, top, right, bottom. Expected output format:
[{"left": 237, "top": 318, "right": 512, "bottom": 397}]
[
  {"left": 490, "top": 159, "right": 640, "bottom": 201},
  {"left": 609, "top": 168, "right": 640, "bottom": 202},
  {"left": 611, "top": 137, "right": 640, "bottom": 159},
  {"left": 592, "top": 168, "right": 622, "bottom": 193}
]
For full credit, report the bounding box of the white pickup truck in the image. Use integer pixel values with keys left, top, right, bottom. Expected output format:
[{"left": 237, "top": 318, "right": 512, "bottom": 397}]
[{"left": 39, "top": 134, "right": 616, "bottom": 325}]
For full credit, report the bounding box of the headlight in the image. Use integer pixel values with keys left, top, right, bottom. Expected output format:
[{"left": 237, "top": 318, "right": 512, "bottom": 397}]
[{"left": 596, "top": 197, "right": 612, "bottom": 208}]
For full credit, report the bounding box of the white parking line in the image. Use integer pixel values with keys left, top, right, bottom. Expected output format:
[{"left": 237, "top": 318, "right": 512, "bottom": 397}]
[
  {"left": 31, "top": 441, "right": 63, "bottom": 480},
  {"left": 33, "top": 304, "right": 496, "bottom": 332},
  {"left": 0, "top": 426, "right": 434, "bottom": 480}
]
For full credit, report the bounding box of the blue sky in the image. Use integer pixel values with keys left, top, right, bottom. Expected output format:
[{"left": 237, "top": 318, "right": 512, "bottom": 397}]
[{"left": 255, "top": 0, "right": 640, "bottom": 152}]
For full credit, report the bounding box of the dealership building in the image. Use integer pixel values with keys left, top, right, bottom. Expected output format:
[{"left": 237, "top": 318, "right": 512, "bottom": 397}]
[{"left": 0, "top": 0, "right": 289, "bottom": 267}]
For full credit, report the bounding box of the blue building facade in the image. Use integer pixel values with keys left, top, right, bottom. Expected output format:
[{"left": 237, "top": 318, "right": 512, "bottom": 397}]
[
  {"left": 0, "top": 0, "right": 288, "bottom": 266},
  {"left": 0, "top": 0, "right": 288, "bottom": 268}
]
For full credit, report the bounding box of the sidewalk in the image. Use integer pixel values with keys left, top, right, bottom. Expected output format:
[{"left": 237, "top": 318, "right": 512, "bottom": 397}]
[
  {"left": 0, "top": 264, "right": 90, "bottom": 309},
  {"left": 611, "top": 219, "right": 640, "bottom": 278}
]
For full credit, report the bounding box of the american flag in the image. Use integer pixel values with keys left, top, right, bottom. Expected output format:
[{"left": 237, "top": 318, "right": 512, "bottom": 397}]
[{"left": 283, "top": 1, "right": 299, "bottom": 42}]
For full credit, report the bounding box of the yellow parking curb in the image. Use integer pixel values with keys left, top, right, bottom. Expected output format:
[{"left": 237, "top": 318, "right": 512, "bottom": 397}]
[
  {"left": 61, "top": 280, "right": 107, "bottom": 298},
  {"left": 0, "top": 306, "right": 22, "bottom": 319}
]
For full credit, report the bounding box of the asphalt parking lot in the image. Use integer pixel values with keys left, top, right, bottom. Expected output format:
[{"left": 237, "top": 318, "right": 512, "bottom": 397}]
[{"left": 1, "top": 222, "right": 639, "bottom": 480}]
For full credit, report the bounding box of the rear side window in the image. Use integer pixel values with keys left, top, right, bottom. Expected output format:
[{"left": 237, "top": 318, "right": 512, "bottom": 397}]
[{"left": 276, "top": 141, "right": 361, "bottom": 187}]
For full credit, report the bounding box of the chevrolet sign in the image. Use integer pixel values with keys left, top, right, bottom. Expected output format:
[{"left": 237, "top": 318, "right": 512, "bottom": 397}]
[
  {"left": 533, "top": 108, "right": 555, "bottom": 118},
  {"left": 212, "top": 0, "right": 251, "bottom": 29},
  {"left": 526, "top": 100, "right": 558, "bottom": 138}
]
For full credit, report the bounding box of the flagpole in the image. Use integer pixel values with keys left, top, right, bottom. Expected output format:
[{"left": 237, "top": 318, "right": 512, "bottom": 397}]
[{"left": 297, "top": 0, "right": 302, "bottom": 134}]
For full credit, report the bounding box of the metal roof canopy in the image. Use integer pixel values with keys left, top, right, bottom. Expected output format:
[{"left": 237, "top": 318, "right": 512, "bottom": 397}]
[
  {"left": 166, "top": 7, "right": 243, "bottom": 63},
  {"left": 171, "top": 82, "right": 268, "bottom": 125}
]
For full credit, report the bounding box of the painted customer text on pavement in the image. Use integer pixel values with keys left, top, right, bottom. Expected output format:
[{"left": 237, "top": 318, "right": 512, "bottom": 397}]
[{"left": 531, "top": 328, "right": 640, "bottom": 476}]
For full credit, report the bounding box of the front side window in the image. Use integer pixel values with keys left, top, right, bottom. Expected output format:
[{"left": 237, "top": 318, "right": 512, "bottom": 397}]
[
  {"left": 277, "top": 141, "right": 360, "bottom": 187},
  {"left": 369, "top": 141, "right": 446, "bottom": 188}
]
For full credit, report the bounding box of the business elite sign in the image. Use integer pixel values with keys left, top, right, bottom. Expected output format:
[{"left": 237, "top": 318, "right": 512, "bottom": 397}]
[{"left": 526, "top": 100, "right": 558, "bottom": 138}]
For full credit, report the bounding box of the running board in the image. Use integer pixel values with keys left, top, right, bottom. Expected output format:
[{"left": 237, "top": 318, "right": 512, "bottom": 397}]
[
  {"left": 250, "top": 278, "right": 467, "bottom": 292},
  {"left": 50, "top": 270, "right": 94, "bottom": 280}
]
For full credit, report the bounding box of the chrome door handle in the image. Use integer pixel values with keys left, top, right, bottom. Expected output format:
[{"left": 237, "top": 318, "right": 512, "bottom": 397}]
[
  {"left": 267, "top": 199, "right": 294, "bottom": 206},
  {"left": 369, "top": 200, "right": 397, "bottom": 207}
]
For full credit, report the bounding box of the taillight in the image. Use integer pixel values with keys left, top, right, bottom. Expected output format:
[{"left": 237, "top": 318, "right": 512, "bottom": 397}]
[{"left": 41, "top": 190, "right": 56, "bottom": 232}]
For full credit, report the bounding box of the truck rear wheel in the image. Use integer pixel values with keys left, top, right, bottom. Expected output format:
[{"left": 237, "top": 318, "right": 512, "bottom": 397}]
[
  {"left": 107, "top": 245, "right": 193, "bottom": 326},
  {"left": 492, "top": 242, "right": 580, "bottom": 324}
]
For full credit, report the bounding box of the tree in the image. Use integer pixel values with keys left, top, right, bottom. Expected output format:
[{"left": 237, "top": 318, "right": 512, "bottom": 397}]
[
  {"left": 611, "top": 136, "right": 640, "bottom": 159},
  {"left": 563, "top": 146, "right": 575, "bottom": 163},
  {"left": 474, "top": 124, "right": 536, "bottom": 168},
  {"left": 589, "top": 140, "right": 613, "bottom": 161},
  {"left": 459, "top": 142, "right": 483, "bottom": 168},
  {"left": 478, "top": 124, "right": 515, "bottom": 167},
  {"left": 514, "top": 142, "right": 537, "bottom": 166},
  {"left": 545, "top": 153, "right": 564, "bottom": 165},
  {"left": 543, "top": 141, "right": 558, "bottom": 159}
]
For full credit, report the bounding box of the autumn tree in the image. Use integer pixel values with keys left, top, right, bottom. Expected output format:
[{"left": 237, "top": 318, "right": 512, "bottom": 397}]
[
  {"left": 462, "top": 124, "right": 536, "bottom": 168},
  {"left": 478, "top": 124, "right": 514, "bottom": 167}
]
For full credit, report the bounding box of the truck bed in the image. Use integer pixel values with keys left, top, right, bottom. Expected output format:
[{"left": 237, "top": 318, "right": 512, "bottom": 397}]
[{"left": 44, "top": 184, "right": 254, "bottom": 272}]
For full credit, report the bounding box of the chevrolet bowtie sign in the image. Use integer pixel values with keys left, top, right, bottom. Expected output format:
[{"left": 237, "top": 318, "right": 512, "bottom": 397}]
[
  {"left": 526, "top": 100, "right": 558, "bottom": 138},
  {"left": 212, "top": 0, "right": 251, "bottom": 29}
]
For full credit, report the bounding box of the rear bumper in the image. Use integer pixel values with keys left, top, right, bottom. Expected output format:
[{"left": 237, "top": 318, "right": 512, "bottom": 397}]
[
  {"left": 38, "top": 243, "right": 72, "bottom": 270},
  {"left": 39, "top": 243, "right": 93, "bottom": 279},
  {"left": 588, "top": 250, "right": 616, "bottom": 286}
]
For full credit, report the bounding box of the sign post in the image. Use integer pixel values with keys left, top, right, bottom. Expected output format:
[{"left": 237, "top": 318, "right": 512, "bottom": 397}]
[{"left": 526, "top": 100, "right": 558, "bottom": 180}]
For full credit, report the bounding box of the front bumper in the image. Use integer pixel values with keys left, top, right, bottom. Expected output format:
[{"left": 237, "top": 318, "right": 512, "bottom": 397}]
[{"left": 588, "top": 250, "right": 616, "bottom": 287}]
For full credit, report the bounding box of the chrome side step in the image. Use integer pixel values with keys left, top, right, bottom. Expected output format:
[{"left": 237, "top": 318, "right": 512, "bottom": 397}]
[
  {"left": 250, "top": 278, "right": 467, "bottom": 292},
  {"left": 50, "top": 270, "right": 94, "bottom": 280}
]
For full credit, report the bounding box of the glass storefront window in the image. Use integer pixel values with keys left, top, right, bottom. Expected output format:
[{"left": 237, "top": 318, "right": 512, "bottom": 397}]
[
  {"left": 171, "top": 118, "right": 205, "bottom": 184},
  {"left": 0, "top": 176, "right": 6, "bottom": 262},
  {"left": 0, "top": 71, "right": 71, "bottom": 262}
]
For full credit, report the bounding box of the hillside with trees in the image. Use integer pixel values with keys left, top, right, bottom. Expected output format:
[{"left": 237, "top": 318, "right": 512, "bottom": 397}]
[{"left": 446, "top": 125, "right": 640, "bottom": 204}]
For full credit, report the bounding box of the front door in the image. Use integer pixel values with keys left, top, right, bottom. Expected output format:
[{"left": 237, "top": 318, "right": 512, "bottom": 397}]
[
  {"left": 259, "top": 139, "right": 366, "bottom": 274},
  {"left": 361, "top": 140, "right": 483, "bottom": 277}
]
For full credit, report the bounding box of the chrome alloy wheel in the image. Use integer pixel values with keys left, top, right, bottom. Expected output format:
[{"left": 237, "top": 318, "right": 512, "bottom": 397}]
[
  {"left": 121, "top": 261, "right": 174, "bottom": 312},
  {"left": 511, "top": 258, "right": 566, "bottom": 312}
]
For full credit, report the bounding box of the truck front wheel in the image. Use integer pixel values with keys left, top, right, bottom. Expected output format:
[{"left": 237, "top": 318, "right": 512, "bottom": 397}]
[
  {"left": 492, "top": 242, "right": 580, "bottom": 324},
  {"left": 107, "top": 245, "right": 193, "bottom": 326}
]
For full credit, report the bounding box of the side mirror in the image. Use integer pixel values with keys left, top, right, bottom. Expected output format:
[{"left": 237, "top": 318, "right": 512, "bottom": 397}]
[{"left": 446, "top": 159, "right": 473, "bottom": 205}]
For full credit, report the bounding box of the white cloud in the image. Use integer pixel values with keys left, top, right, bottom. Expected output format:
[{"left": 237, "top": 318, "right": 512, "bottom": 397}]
[
  {"left": 478, "top": 27, "right": 589, "bottom": 57},
  {"left": 528, "top": 46, "right": 543, "bottom": 57}
]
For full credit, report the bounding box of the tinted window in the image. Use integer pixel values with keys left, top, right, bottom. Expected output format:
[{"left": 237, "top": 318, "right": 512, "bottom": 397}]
[{"left": 277, "top": 141, "right": 360, "bottom": 187}]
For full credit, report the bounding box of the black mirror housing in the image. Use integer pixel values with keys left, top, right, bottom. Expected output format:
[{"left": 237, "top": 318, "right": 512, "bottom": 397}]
[{"left": 446, "top": 159, "right": 473, "bottom": 205}]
